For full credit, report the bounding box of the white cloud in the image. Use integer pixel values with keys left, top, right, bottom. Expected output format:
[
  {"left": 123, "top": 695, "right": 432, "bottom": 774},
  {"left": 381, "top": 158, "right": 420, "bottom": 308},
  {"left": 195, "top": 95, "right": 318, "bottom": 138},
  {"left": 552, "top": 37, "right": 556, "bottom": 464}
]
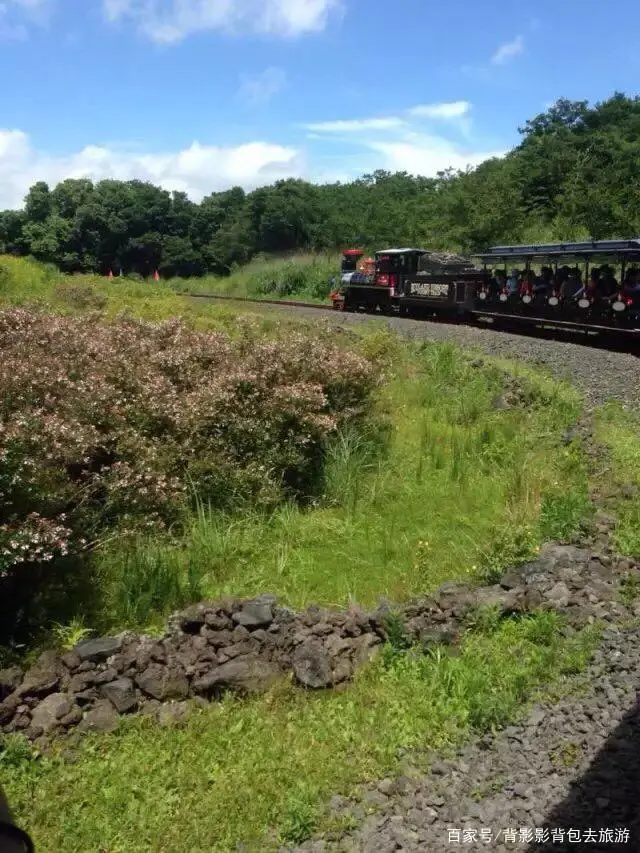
[
  {"left": 304, "top": 117, "right": 406, "bottom": 133},
  {"left": 0, "top": 129, "right": 305, "bottom": 209},
  {"left": 408, "top": 101, "right": 471, "bottom": 120},
  {"left": 365, "top": 137, "right": 505, "bottom": 178},
  {"left": 238, "top": 67, "right": 287, "bottom": 106},
  {"left": 0, "top": 0, "right": 51, "bottom": 38},
  {"left": 491, "top": 35, "right": 524, "bottom": 65},
  {"left": 104, "top": 0, "right": 341, "bottom": 43},
  {"left": 0, "top": 99, "right": 504, "bottom": 210}
]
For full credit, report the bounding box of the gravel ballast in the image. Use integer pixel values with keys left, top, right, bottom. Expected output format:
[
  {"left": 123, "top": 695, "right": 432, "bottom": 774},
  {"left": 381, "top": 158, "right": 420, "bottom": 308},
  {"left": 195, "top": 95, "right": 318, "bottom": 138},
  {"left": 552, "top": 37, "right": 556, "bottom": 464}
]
[
  {"left": 243, "top": 303, "right": 640, "bottom": 409},
  {"left": 283, "top": 623, "right": 640, "bottom": 852}
]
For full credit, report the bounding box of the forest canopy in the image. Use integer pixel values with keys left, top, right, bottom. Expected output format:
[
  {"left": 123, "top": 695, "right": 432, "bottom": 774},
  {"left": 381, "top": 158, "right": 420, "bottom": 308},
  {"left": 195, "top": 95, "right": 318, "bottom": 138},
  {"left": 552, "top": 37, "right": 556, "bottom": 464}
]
[{"left": 2, "top": 93, "right": 640, "bottom": 278}]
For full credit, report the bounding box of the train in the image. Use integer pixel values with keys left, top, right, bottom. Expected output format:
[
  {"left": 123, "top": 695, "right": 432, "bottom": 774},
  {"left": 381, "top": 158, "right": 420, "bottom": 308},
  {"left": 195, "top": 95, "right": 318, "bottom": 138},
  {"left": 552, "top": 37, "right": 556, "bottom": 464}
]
[{"left": 328, "top": 241, "right": 640, "bottom": 337}]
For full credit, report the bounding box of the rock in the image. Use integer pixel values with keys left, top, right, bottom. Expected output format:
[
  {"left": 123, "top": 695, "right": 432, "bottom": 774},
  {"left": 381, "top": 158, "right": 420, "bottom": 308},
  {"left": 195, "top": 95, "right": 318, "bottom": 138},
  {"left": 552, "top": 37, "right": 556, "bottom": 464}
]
[
  {"left": 0, "top": 667, "right": 23, "bottom": 700},
  {"left": 193, "top": 657, "right": 281, "bottom": 696},
  {"left": 19, "top": 651, "right": 61, "bottom": 698},
  {"left": 232, "top": 597, "right": 275, "bottom": 629},
  {"left": 231, "top": 625, "right": 251, "bottom": 642},
  {"left": 0, "top": 692, "right": 20, "bottom": 726},
  {"left": 293, "top": 639, "right": 333, "bottom": 689},
  {"left": 217, "top": 640, "right": 255, "bottom": 662},
  {"left": 157, "top": 701, "right": 191, "bottom": 727},
  {"left": 101, "top": 678, "right": 138, "bottom": 713},
  {"left": 135, "top": 665, "right": 189, "bottom": 702},
  {"left": 204, "top": 611, "right": 233, "bottom": 630},
  {"left": 75, "top": 637, "right": 123, "bottom": 664},
  {"left": 323, "top": 634, "right": 353, "bottom": 657},
  {"left": 59, "top": 706, "right": 83, "bottom": 727},
  {"left": 29, "top": 693, "right": 73, "bottom": 733},
  {"left": 93, "top": 667, "right": 118, "bottom": 685},
  {"left": 78, "top": 700, "right": 119, "bottom": 733},
  {"left": 74, "top": 689, "right": 98, "bottom": 706},
  {"left": 499, "top": 568, "right": 524, "bottom": 590},
  {"left": 177, "top": 604, "right": 207, "bottom": 633},
  {"left": 60, "top": 651, "right": 82, "bottom": 671},
  {"left": 545, "top": 581, "right": 571, "bottom": 609},
  {"left": 352, "top": 633, "right": 381, "bottom": 667}
]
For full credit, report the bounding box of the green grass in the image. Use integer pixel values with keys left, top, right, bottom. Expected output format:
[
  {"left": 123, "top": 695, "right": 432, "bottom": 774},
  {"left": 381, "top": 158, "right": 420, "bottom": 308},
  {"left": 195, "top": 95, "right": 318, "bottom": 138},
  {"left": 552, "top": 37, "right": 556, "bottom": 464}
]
[
  {"left": 0, "top": 252, "right": 338, "bottom": 314},
  {"left": 594, "top": 401, "right": 640, "bottom": 556},
  {"left": 0, "top": 255, "right": 601, "bottom": 853},
  {"left": 2, "top": 612, "right": 597, "bottom": 853},
  {"left": 172, "top": 252, "right": 338, "bottom": 301},
  {"left": 90, "top": 332, "right": 590, "bottom": 630}
]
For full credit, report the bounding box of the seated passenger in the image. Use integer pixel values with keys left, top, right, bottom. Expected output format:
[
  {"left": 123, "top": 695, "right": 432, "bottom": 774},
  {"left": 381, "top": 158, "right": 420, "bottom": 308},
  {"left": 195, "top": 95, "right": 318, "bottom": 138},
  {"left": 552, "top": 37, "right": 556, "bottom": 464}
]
[
  {"left": 622, "top": 269, "right": 640, "bottom": 300},
  {"left": 561, "top": 272, "right": 582, "bottom": 301},
  {"left": 492, "top": 270, "right": 506, "bottom": 296},
  {"left": 599, "top": 265, "right": 618, "bottom": 297},
  {"left": 507, "top": 270, "right": 520, "bottom": 295},
  {"left": 520, "top": 270, "right": 535, "bottom": 296},
  {"left": 534, "top": 267, "right": 552, "bottom": 295}
]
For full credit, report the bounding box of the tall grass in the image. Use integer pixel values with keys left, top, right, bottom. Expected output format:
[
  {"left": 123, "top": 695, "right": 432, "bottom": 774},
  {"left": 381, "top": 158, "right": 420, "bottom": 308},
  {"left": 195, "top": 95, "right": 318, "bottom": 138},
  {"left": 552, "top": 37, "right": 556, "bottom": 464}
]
[
  {"left": 173, "top": 253, "right": 338, "bottom": 301},
  {"left": 93, "top": 329, "right": 588, "bottom": 630},
  {"left": 594, "top": 401, "right": 640, "bottom": 556}
]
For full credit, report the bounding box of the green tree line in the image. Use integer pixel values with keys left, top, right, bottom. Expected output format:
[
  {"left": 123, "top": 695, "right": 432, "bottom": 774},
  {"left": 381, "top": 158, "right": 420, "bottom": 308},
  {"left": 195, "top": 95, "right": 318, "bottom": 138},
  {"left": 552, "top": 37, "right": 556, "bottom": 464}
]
[{"left": 2, "top": 93, "right": 639, "bottom": 277}]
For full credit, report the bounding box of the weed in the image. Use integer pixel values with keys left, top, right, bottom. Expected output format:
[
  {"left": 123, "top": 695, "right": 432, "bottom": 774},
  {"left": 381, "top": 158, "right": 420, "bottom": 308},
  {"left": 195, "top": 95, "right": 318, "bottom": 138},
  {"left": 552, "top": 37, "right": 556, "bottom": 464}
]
[
  {"left": 51, "top": 618, "right": 93, "bottom": 651},
  {"left": 619, "top": 572, "right": 640, "bottom": 606}
]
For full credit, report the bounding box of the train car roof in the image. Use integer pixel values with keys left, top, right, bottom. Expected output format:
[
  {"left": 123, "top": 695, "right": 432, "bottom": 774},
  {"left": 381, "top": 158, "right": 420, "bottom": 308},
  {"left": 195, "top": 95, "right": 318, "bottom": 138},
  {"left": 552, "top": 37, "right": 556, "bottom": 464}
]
[
  {"left": 375, "top": 248, "right": 430, "bottom": 255},
  {"left": 478, "top": 238, "right": 640, "bottom": 261}
]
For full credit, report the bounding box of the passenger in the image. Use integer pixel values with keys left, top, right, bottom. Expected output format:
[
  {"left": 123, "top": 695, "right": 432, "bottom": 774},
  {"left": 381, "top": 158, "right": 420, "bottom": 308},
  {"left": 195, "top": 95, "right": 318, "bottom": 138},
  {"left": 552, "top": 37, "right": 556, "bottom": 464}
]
[
  {"left": 507, "top": 269, "right": 520, "bottom": 296},
  {"left": 520, "top": 270, "right": 535, "bottom": 297},
  {"left": 622, "top": 269, "right": 640, "bottom": 302},
  {"left": 534, "top": 266, "right": 552, "bottom": 296},
  {"left": 599, "top": 265, "right": 618, "bottom": 297},
  {"left": 561, "top": 271, "right": 582, "bottom": 301},
  {"left": 492, "top": 270, "right": 506, "bottom": 297}
]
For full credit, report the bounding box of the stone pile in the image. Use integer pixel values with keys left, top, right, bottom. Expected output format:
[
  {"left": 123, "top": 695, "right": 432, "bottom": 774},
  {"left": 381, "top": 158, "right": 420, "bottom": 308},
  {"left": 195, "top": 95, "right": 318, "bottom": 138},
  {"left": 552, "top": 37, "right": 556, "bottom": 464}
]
[{"left": 0, "top": 540, "right": 636, "bottom": 747}]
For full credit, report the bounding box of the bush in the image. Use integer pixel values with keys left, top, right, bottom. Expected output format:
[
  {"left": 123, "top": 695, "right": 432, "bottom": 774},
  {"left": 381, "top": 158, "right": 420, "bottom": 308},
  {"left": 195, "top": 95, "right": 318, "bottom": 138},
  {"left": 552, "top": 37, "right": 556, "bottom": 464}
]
[
  {"left": 53, "top": 283, "right": 108, "bottom": 311},
  {"left": 0, "top": 308, "right": 378, "bottom": 627}
]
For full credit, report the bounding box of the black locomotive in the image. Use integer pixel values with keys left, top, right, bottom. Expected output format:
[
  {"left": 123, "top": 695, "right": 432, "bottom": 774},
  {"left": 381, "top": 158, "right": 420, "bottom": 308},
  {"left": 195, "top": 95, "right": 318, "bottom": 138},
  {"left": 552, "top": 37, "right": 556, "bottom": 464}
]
[{"left": 330, "top": 240, "right": 640, "bottom": 337}]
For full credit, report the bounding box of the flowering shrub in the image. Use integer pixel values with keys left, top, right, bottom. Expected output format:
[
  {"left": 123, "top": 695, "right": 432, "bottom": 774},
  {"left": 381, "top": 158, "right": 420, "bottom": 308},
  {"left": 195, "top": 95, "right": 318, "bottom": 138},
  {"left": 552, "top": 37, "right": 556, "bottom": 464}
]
[{"left": 0, "top": 308, "right": 378, "bottom": 579}]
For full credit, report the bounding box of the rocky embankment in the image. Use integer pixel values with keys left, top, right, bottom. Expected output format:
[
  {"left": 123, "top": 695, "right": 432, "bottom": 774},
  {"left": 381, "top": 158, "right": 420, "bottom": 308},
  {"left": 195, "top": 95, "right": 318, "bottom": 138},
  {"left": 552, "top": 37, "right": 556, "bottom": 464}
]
[{"left": 0, "top": 523, "right": 635, "bottom": 754}]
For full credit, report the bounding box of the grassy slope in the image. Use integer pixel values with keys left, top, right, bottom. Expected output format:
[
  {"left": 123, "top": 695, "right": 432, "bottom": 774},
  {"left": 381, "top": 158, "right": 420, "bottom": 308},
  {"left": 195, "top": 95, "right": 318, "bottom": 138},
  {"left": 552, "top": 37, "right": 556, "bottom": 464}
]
[
  {"left": 594, "top": 402, "right": 640, "bottom": 557},
  {"left": 0, "top": 255, "right": 601, "bottom": 852}
]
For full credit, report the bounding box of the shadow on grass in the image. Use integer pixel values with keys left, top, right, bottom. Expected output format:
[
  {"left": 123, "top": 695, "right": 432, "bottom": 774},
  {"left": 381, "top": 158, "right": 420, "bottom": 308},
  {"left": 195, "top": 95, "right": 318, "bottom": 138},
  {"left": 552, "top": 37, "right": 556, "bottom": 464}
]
[
  {"left": 526, "top": 701, "right": 640, "bottom": 851},
  {"left": 0, "top": 556, "right": 104, "bottom": 654}
]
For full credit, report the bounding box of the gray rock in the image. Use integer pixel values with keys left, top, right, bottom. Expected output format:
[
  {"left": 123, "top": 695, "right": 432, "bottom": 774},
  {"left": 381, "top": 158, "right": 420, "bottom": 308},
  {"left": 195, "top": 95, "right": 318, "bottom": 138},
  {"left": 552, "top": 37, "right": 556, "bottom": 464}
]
[
  {"left": 78, "top": 700, "right": 119, "bottom": 733},
  {"left": 135, "top": 665, "right": 189, "bottom": 701},
  {"left": 193, "top": 656, "right": 281, "bottom": 696},
  {"left": 59, "top": 706, "right": 83, "bottom": 727},
  {"left": 75, "top": 637, "right": 123, "bottom": 664},
  {"left": 293, "top": 639, "right": 333, "bottom": 689},
  {"left": 101, "top": 678, "right": 138, "bottom": 713},
  {"left": 177, "top": 603, "right": 207, "bottom": 633},
  {"left": 0, "top": 667, "right": 23, "bottom": 700},
  {"left": 60, "top": 651, "right": 82, "bottom": 671},
  {"left": 19, "top": 651, "right": 61, "bottom": 698},
  {"left": 157, "top": 701, "right": 191, "bottom": 727},
  {"left": 0, "top": 692, "right": 20, "bottom": 726},
  {"left": 232, "top": 597, "right": 275, "bottom": 629},
  {"left": 545, "top": 581, "right": 571, "bottom": 608},
  {"left": 30, "top": 692, "right": 73, "bottom": 733}
]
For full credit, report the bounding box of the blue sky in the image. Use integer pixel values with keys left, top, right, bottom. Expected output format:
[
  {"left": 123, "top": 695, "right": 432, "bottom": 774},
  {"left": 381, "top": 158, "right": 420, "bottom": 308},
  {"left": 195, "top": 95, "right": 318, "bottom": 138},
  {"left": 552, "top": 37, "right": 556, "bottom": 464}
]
[{"left": 1, "top": 0, "right": 639, "bottom": 208}]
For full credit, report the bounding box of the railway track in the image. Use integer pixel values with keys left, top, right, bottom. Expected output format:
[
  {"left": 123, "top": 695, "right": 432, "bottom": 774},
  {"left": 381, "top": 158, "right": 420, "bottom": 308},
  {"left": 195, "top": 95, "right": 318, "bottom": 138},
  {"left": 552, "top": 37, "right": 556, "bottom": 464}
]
[{"left": 188, "top": 291, "right": 640, "bottom": 355}]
